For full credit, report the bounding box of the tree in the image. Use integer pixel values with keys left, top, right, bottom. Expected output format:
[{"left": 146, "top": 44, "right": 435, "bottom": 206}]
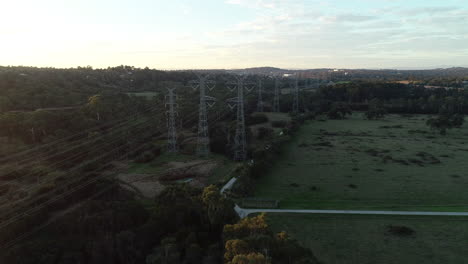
[
  {"left": 426, "top": 99, "right": 465, "bottom": 135},
  {"left": 223, "top": 214, "right": 319, "bottom": 264},
  {"left": 146, "top": 237, "right": 181, "bottom": 264},
  {"left": 230, "top": 253, "right": 270, "bottom": 264},
  {"left": 224, "top": 239, "right": 250, "bottom": 263},
  {"left": 326, "top": 102, "right": 351, "bottom": 119},
  {"left": 202, "top": 185, "right": 238, "bottom": 228},
  {"left": 0, "top": 112, "right": 25, "bottom": 142},
  {"left": 365, "top": 98, "right": 387, "bottom": 119},
  {"left": 426, "top": 113, "right": 464, "bottom": 135},
  {"left": 224, "top": 213, "right": 269, "bottom": 241}
]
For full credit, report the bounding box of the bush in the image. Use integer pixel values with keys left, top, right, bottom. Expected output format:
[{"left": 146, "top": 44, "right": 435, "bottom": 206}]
[
  {"left": 271, "top": 120, "right": 287, "bottom": 128},
  {"left": 0, "top": 184, "right": 11, "bottom": 196},
  {"left": 327, "top": 102, "right": 352, "bottom": 119},
  {"left": 0, "top": 165, "right": 24, "bottom": 181},
  {"left": 180, "top": 142, "right": 197, "bottom": 155},
  {"left": 37, "top": 183, "right": 56, "bottom": 195},
  {"left": 229, "top": 165, "right": 254, "bottom": 197},
  {"left": 426, "top": 113, "right": 465, "bottom": 135},
  {"left": 135, "top": 151, "right": 155, "bottom": 163},
  {"left": 257, "top": 127, "right": 273, "bottom": 140},
  {"left": 247, "top": 114, "right": 269, "bottom": 126},
  {"left": 151, "top": 146, "right": 162, "bottom": 157},
  {"left": 366, "top": 98, "right": 387, "bottom": 119},
  {"left": 386, "top": 225, "right": 415, "bottom": 236}
]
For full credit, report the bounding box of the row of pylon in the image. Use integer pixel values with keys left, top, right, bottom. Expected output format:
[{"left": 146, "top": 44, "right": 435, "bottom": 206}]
[{"left": 165, "top": 73, "right": 308, "bottom": 161}]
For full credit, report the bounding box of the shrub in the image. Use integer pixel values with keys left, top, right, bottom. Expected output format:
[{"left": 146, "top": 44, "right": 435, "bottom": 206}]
[
  {"left": 386, "top": 225, "right": 415, "bottom": 236},
  {"left": 37, "top": 183, "right": 56, "bottom": 195},
  {"left": 0, "top": 184, "right": 11, "bottom": 196},
  {"left": 247, "top": 114, "right": 269, "bottom": 125},
  {"left": 151, "top": 146, "right": 162, "bottom": 157},
  {"left": 271, "top": 120, "right": 287, "bottom": 128},
  {"left": 229, "top": 165, "right": 254, "bottom": 197},
  {"left": 366, "top": 98, "right": 387, "bottom": 119},
  {"left": 426, "top": 113, "right": 465, "bottom": 135},
  {"left": 180, "top": 142, "right": 197, "bottom": 155},
  {"left": 135, "top": 151, "right": 155, "bottom": 163},
  {"left": 257, "top": 127, "right": 273, "bottom": 140},
  {"left": 327, "top": 102, "right": 352, "bottom": 119},
  {"left": 0, "top": 165, "right": 24, "bottom": 181}
]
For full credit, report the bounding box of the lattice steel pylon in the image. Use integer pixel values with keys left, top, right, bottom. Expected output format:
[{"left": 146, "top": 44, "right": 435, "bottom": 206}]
[
  {"left": 292, "top": 74, "right": 300, "bottom": 114},
  {"left": 273, "top": 77, "right": 280, "bottom": 112},
  {"left": 165, "top": 87, "right": 178, "bottom": 153},
  {"left": 227, "top": 76, "right": 255, "bottom": 161},
  {"left": 189, "top": 74, "right": 216, "bottom": 156},
  {"left": 257, "top": 78, "right": 264, "bottom": 112}
]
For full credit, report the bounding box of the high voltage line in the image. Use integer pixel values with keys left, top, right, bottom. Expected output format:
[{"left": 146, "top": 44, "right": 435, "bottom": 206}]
[
  {"left": 0, "top": 103, "right": 161, "bottom": 165},
  {"left": 0, "top": 107, "right": 204, "bottom": 226},
  {"left": 0, "top": 105, "right": 164, "bottom": 190},
  {"left": 0, "top": 72, "right": 315, "bottom": 249},
  {"left": 0, "top": 103, "right": 227, "bottom": 219},
  {"left": 0, "top": 107, "right": 230, "bottom": 248},
  {"left": 0, "top": 116, "right": 165, "bottom": 216},
  {"left": 0, "top": 72, "right": 305, "bottom": 228},
  {"left": 0, "top": 107, "right": 200, "bottom": 209}
]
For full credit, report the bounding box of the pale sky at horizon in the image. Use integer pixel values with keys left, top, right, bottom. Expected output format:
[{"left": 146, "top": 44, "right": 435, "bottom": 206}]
[{"left": 1, "top": 0, "right": 468, "bottom": 70}]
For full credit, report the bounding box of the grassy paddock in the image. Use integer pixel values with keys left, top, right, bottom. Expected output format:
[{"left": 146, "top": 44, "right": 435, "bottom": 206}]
[
  {"left": 254, "top": 113, "right": 468, "bottom": 211},
  {"left": 267, "top": 213, "right": 468, "bottom": 264}
]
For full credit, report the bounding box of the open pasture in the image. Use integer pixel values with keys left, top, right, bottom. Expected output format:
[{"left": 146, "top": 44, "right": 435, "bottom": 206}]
[{"left": 254, "top": 113, "right": 468, "bottom": 211}]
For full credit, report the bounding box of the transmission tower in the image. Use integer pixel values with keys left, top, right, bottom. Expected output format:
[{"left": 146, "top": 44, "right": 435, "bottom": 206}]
[
  {"left": 292, "top": 74, "right": 300, "bottom": 114},
  {"left": 165, "top": 87, "right": 178, "bottom": 153},
  {"left": 273, "top": 77, "right": 280, "bottom": 112},
  {"left": 227, "top": 76, "right": 255, "bottom": 161},
  {"left": 189, "top": 74, "right": 216, "bottom": 156},
  {"left": 257, "top": 78, "right": 264, "bottom": 112}
]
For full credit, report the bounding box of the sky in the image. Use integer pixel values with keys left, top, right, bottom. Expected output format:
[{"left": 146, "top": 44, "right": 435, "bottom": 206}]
[{"left": 1, "top": 0, "right": 468, "bottom": 69}]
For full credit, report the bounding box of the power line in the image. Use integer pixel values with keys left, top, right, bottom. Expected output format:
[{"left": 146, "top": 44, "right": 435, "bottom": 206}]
[
  {"left": 0, "top": 107, "right": 203, "bottom": 229},
  {"left": 0, "top": 106, "right": 202, "bottom": 215},
  {"left": 0, "top": 105, "right": 215, "bottom": 249},
  {"left": 0, "top": 102, "right": 158, "bottom": 165},
  {"left": 0, "top": 115, "right": 163, "bottom": 216},
  {"left": 0, "top": 105, "right": 164, "bottom": 191}
]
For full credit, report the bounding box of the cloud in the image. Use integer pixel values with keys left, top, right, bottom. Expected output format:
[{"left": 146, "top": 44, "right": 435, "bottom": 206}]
[{"left": 225, "top": 0, "right": 278, "bottom": 9}]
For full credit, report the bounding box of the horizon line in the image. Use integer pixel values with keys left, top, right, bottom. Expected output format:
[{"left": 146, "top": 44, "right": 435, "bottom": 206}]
[{"left": 2, "top": 64, "right": 468, "bottom": 72}]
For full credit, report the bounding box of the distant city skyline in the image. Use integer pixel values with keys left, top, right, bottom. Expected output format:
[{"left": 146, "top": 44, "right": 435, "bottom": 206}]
[{"left": 2, "top": 0, "right": 468, "bottom": 69}]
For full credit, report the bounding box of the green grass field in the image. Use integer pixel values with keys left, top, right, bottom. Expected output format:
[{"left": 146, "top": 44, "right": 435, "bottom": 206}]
[
  {"left": 254, "top": 113, "right": 468, "bottom": 211},
  {"left": 267, "top": 213, "right": 468, "bottom": 264}
]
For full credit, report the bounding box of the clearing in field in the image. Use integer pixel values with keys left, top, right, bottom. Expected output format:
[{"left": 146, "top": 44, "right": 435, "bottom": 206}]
[
  {"left": 267, "top": 213, "right": 468, "bottom": 264},
  {"left": 254, "top": 113, "right": 468, "bottom": 211},
  {"left": 119, "top": 153, "right": 237, "bottom": 198}
]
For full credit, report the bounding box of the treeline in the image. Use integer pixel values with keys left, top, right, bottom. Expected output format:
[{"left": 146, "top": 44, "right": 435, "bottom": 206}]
[
  {"left": 317, "top": 81, "right": 468, "bottom": 114},
  {"left": 0, "top": 66, "right": 197, "bottom": 112},
  {"left": 0, "top": 93, "right": 156, "bottom": 145}
]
